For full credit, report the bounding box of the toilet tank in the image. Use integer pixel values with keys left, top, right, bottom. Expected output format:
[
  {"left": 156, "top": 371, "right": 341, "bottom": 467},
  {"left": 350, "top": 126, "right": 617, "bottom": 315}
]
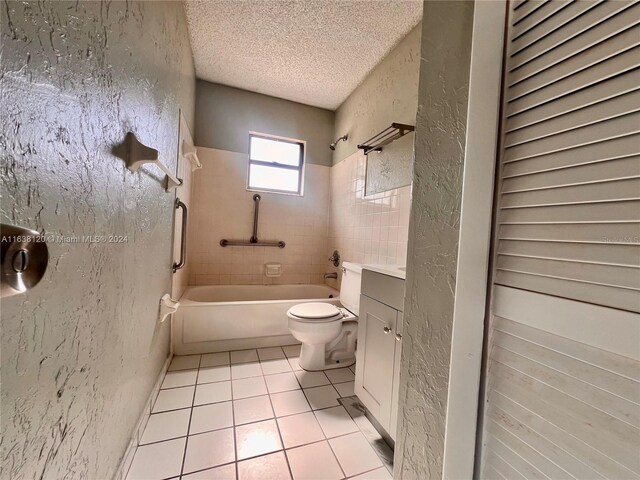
[{"left": 339, "top": 262, "right": 363, "bottom": 315}]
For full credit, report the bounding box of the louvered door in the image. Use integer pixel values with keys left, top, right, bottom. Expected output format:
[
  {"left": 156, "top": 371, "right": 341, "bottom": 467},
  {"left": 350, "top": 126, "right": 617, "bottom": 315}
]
[{"left": 479, "top": 1, "right": 640, "bottom": 479}]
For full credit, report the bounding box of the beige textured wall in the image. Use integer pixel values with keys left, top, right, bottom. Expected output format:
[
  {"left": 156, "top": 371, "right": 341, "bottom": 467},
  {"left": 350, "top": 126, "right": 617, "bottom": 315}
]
[
  {"left": 332, "top": 23, "right": 421, "bottom": 164},
  {"left": 188, "top": 147, "right": 331, "bottom": 285},
  {"left": 195, "top": 81, "right": 335, "bottom": 166},
  {"left": 332, "top": 23, "right": 421, "bottom": 195},
  {"left": 0, "top": 2, "right": 195, "bottom": 478},
  {"left": 394, "top": 2, "right": 475, "bottom": 479}
]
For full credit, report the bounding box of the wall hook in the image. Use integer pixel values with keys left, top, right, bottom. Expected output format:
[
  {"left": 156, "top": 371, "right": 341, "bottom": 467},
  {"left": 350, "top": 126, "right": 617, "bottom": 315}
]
[{"left": 124, "top": 132, "right": 183, "bottom": 192}]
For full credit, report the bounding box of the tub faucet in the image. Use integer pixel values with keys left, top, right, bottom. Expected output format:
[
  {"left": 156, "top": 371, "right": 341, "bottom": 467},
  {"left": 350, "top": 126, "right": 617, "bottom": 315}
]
[{"left": 324, "top": 272, "right": 338, "bottom": 279}]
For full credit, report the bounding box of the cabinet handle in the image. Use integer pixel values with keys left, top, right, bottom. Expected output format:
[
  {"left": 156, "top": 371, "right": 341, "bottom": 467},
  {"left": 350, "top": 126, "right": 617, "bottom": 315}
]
[
  {"left": 395, "top": 333, "right": 402, "bottom": 342},
  {"left": 383, "top": 326, "right": 391, "bottom": 334}
]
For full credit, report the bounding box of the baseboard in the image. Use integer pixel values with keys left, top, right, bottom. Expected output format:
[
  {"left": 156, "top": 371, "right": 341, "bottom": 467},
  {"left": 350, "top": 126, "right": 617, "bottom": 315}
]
[{"left": 113, "top": 353, "right": 173, "bottom": 480}]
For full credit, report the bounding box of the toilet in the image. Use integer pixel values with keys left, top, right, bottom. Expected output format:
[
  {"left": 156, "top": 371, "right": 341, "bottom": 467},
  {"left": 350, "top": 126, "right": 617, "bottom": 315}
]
[{"left": 287, "top": 262, "right": 362, "bottom": 371}]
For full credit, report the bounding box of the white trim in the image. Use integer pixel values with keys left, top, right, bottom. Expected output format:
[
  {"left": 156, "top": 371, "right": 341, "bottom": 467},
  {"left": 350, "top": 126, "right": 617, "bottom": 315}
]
[
  {"left": 114, "top": 354, "right": 173, "bottom": 480},
  {"left": 442, "top": 2, "right": 506, "bottom": 479},
  {"left": 493, "top": 285, "right": 640, "bottom": 361},
  {"left": 246, "top": 131, "right": 307, "bottom": 196}
]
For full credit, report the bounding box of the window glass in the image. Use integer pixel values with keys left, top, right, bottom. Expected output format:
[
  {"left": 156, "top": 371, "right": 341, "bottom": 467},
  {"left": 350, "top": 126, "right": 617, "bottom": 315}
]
[
  {"left": 248, "top": 134, "right": 304, "bottom": 194},
  {"left": 248, "top": 164, "right": 300, "bottom": 192},
  {"left": 250, "top": 136, "right": 301, "bottom": 167}
]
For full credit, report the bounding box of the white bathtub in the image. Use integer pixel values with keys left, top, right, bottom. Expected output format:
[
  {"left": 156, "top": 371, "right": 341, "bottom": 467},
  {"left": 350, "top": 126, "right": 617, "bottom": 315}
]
[{"left": 173, "top": 284, "right": 340, "bottom": 354}]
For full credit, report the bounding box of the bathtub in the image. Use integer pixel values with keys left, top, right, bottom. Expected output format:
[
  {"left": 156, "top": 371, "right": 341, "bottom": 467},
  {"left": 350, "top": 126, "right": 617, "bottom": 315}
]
[{"left": 173, "top": 284, "right": 340, "bottom": 354}]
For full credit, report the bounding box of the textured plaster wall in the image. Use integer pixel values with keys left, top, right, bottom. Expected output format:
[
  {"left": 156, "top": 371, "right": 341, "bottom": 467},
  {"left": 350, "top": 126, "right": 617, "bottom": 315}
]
[
  {"left": 394, "top": 2, "right": 474, "bottom": 479},
  {"left": 0, "top": 2, "right": 195, "bottom": 479},
  {"left": 195, "top": 81, "right": 335, "bottom": 166},
  {"left": 332, "top": 23, "right": 421, "bottom": 195}
]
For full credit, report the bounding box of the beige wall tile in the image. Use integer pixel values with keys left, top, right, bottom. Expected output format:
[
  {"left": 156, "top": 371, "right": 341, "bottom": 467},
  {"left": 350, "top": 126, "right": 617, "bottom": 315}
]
[
  {"left": 189, "top": 147, "right": 411, "bottom": 287},
  {"left": 188, "top": 147, "right": 330, "bottom": 285},
  {"left": 327, "top": 151, "right": 411, "bottom": 278}
]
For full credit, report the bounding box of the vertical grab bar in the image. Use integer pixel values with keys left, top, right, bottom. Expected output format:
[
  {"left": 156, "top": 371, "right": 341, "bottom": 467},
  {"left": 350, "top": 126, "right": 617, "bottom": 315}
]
[
  {"left": 173, "top": 198, "right": 187, "bottom": 273},
  {"left": 250, "top": 194, "right": 260, "bottom": 243}
]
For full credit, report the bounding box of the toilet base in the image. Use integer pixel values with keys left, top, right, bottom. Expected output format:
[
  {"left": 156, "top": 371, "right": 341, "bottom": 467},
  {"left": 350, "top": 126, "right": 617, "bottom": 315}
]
[
  {"left": 298, "top": 350, "right": 355, "bottom": 371},
  {"left": 298, "top": 340, "right": 356, "bottom": 371},
  {"left": 294, "top": 319, "right": 358, "bottom": 371}
]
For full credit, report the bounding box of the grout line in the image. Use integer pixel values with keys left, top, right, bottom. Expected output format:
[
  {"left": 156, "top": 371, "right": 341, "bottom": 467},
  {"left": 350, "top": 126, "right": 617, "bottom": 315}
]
[
  {"left": 178, "top": 355, "right": 201, "bottom": 476},
  {"left": 150, "top": 398, "right": 196, "bottom": 415},
  {"left": 164, "top": 366, "right": 306, "bottom": 387},
  {"left": 340, "top": 397, "right": 394, "bottom": 476},
  {"left": 231, "top": 388, "right": 239, "bottom": 480},
  {"left": 149, "top": 350, "right": 368, "bottom": 479},
  {"left": 301, "top": 383, "right": 341, "bottom": 410},
  {"left": 269, "top": 397, "right": 293, "bottom": 478},
  {"left": 164, "top": 367, "right": 199, "bottom": 376},
  {"left": 176, "top": 460, "right": 236, "bottom": 479},
  {"left": 137, "top": 435, "right": 187, "bottom": 448},
  {"left": 133, "top": 425, "right": 367, "bottom": 463},
  {"left": 333, "top": 379, "right": 355, "bottom": 385},
  {"left": 160, "top": 382, "right": 199, "bottom": 391},
  {"left": 326, "top": 435, "right": 348, "bottom": 479},
  {"left": 158, "top": 385, "right": 352, "bottom": 415},
  {"left": 264, "top": 386, "right": 295, "bottom": 479}
]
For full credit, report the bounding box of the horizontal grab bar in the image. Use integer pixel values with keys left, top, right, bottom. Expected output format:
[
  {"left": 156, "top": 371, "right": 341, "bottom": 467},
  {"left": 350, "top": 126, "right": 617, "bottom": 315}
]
[
  {"left": 221, "top": 195, "right": 286, "bottom": 248},
  {"left": 220, "top": 239, "right": 285, "bottom": 248}
]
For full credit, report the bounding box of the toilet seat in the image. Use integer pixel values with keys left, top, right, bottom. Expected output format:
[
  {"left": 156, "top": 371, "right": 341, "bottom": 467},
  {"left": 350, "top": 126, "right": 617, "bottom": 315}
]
[{"left": 288, "top": 303, "right": 343, "bottom": 323}]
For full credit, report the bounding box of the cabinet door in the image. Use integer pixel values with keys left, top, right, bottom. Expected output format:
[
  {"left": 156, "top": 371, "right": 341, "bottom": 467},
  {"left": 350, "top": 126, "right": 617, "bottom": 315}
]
[
  {"left": 389, "top": 311, "right": 403, "bottom": 441},
  {"left": 355, "top": 295, "right": 397, "bottom": 430}
]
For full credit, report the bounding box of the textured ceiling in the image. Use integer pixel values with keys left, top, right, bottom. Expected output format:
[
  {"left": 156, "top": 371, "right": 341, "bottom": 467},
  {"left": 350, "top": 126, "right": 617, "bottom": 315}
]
[{"left": 184, "top": 0, "right": 423, "bottom": 110}]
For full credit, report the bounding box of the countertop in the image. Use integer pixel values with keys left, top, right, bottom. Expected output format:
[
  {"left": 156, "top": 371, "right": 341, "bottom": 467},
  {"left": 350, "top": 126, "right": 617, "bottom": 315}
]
[{"left": 362, "top": 264, "right": 406, "bottom": 280}]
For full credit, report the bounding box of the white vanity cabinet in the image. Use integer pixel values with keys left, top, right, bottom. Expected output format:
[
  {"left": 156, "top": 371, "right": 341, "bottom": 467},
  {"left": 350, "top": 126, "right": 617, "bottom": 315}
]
[{"left": 355, "top": 268, "right": 405, "bottom": 441}]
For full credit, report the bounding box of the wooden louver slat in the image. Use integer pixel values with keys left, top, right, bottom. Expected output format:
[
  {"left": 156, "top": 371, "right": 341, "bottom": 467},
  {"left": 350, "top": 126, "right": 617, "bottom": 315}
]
[{"left": 482, "top": 4, "right": 640, "bottom": 479}]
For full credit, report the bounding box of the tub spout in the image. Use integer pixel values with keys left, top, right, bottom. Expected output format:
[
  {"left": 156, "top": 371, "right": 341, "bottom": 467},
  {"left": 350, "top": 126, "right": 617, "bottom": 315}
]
[{"left": 324, "top": 272, "right": 338, "bottom": 279}]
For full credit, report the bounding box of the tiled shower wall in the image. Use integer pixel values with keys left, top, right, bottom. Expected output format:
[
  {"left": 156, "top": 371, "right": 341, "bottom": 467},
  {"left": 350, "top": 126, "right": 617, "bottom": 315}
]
[
  {"left": 189, "top": 147, "right": 331, "bottom": 285},
  {"left": 327, "top": 151, "right": 411, "bottom": 270},
  {"left": 188, "top": 148, "right": 410, "bottom": 286}
]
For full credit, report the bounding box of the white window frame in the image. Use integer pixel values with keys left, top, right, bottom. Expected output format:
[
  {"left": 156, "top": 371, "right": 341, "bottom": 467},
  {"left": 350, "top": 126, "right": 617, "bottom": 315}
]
[{"left": 247, "top": 132, "right": 306, "bottom": 196}]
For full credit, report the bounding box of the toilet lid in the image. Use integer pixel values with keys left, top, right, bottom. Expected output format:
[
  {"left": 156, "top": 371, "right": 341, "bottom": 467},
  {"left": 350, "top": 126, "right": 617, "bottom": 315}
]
[{"left": 289, "top": 302, "right": 342, "bottom": 319}]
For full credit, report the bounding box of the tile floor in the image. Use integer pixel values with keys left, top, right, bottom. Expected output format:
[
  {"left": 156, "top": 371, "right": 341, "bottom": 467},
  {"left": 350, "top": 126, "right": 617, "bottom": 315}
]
[{"left": 126, "top": 345, "right": 393, "bottom": 480}]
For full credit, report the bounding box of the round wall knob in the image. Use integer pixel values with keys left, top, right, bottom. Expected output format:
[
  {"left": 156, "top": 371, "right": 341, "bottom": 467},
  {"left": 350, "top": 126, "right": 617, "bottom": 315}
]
[
  {"left": 1, "top": 224, "right": 49, "bottom": 298},
  {"left": 383, "top": 326, "right": 391, "bottom": 334},
  {"left": 395, "top": 333, "right": 402, "bottom": 341}
]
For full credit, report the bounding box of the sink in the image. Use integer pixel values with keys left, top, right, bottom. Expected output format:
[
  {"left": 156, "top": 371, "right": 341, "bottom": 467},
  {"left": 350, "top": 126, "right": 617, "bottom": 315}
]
[{"left": 362, "top": 264, "right": 407, "bottom": 279}]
